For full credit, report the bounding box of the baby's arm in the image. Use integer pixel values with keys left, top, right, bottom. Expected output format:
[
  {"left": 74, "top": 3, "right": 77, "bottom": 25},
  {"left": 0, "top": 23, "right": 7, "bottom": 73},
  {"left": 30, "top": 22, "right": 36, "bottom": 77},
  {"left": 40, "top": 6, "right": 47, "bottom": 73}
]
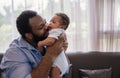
[{"left": 38, "top": 37, "right": 56, "bottom": 47}]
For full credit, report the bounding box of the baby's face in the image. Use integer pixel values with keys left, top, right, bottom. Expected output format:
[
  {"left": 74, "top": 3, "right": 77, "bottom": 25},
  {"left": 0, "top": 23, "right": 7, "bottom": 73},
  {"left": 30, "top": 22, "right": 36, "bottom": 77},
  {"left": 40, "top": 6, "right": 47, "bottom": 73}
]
[{"left": 48, "top": 15, "right": 63, "bottom": 29}]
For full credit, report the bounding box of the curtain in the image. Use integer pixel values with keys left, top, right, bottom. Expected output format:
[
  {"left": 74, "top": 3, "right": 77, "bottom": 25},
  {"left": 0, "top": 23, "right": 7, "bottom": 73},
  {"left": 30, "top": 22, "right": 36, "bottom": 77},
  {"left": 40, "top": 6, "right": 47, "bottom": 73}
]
[
  {"left": 88, "top": 0, "right": 120, "bottom": 52},
  {"left": 0, "top": 0, "right": 120, "bottom": 53}
]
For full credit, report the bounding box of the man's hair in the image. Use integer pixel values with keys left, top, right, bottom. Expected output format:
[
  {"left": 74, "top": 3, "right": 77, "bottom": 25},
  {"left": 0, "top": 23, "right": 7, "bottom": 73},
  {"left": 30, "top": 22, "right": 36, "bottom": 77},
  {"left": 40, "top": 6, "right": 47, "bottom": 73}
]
[
  {"left": 16, "top": 10, "right": 37, "bottom": 38},
  {"left": 55, "top": 13, "right": 70, "bottom": 30}
]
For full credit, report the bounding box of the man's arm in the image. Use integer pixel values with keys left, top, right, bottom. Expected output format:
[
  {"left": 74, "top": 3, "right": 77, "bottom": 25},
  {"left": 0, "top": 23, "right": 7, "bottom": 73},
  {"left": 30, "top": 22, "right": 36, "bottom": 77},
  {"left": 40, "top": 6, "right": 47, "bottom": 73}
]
[{"left": 31, "top": 35, "right": 64, "bottom": 78}]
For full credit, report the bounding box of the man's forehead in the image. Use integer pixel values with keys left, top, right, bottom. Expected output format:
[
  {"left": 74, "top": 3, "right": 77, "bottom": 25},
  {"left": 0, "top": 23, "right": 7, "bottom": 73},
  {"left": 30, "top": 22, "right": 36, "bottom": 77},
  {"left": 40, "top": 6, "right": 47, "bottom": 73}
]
[
  {"left": 30, "top": 15, "right": 43, "bottom": 22},
  {"left": 29, "top": 15, "right": 45, "bottom": 26}
]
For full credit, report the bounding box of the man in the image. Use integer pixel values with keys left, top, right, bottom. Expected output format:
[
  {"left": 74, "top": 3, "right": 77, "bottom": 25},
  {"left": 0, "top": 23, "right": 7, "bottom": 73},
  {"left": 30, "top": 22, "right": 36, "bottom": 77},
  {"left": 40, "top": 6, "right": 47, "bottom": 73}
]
[{"left": 0, "top": 10, "right": 67, "bottom": 78}]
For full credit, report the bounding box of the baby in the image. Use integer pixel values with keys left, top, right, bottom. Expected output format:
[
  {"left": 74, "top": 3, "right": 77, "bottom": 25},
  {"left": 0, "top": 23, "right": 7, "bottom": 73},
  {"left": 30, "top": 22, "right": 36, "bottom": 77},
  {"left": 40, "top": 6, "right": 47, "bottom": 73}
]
[{"left": 38, "top": 13, "right": 70, "bottom": 78}]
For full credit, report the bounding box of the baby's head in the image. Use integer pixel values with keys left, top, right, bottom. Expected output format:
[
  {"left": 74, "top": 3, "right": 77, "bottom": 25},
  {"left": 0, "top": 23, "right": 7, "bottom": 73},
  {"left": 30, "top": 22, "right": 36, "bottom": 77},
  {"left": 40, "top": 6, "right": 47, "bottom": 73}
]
[
  {"left": 49, "top": 13, "right": 70, "bottom": 30},
  {"left": 55, "top": 13, "right": 70, "bottom": 30}
]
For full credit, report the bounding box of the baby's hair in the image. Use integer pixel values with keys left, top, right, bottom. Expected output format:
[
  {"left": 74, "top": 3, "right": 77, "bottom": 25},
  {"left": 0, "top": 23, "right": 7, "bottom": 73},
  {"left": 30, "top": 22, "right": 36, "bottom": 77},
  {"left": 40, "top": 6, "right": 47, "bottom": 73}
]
[{"left": 55, "top": 13, "right": 70, "bottom": 30}]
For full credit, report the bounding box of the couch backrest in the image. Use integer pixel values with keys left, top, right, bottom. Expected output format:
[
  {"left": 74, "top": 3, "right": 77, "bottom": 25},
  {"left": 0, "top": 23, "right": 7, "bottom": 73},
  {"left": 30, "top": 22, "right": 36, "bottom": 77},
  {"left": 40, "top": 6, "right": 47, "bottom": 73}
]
[{"left": 67, "top": 52, "right": 120, "bottom": 78}]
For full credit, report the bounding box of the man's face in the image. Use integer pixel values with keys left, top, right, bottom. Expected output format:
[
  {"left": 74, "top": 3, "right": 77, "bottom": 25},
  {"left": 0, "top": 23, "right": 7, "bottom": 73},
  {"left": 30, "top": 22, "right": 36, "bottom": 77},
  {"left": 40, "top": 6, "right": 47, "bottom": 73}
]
[{"left": 29, "top": 15, "right": 48, "bottom": 44}]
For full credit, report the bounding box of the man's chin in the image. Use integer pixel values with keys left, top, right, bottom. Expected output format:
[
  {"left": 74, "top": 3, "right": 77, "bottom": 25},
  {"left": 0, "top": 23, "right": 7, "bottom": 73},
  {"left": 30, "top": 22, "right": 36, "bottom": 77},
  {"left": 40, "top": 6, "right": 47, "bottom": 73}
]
[
  {"left": 38, "top": 33, "right": 48, "bottom": 41},
  {"left": 32, "top": 32, "right": 48, "bottom": 44}
]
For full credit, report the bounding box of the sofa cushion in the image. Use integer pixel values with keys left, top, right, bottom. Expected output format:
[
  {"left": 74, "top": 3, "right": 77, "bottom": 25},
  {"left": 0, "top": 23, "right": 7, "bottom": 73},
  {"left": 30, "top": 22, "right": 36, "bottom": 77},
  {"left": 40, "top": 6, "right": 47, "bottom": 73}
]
[{"left": 79, "top": 67, "right": 112, "bottom": 78}]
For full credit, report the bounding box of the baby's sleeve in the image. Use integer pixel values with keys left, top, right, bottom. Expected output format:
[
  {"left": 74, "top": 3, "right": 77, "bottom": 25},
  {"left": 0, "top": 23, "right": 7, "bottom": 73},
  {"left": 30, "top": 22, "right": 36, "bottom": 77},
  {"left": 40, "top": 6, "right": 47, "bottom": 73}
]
[{"left": 48, "top": 29, "right": 65, "bottom": 39}]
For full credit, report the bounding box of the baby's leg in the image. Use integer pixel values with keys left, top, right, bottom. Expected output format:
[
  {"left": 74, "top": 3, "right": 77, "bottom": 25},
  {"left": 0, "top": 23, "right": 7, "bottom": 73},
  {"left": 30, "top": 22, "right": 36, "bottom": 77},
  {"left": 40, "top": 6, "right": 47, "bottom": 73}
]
[{"left": 51, "top": 66, "right": 62, "bottom": 78}]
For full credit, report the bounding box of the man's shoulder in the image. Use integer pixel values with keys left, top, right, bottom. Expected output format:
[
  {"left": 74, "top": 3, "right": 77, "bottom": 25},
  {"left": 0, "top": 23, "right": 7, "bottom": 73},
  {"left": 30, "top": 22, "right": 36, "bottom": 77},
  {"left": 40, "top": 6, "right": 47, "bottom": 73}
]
[{"left": 4, "top": 37, "right": 30, "bottom": 60}]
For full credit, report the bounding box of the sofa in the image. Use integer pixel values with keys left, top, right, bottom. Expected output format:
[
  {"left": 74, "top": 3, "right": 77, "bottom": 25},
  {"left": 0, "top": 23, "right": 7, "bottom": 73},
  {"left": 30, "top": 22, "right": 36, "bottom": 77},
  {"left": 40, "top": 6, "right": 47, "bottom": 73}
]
[
  {"left": 66, "top": 52, "right": 120, "bottom": 78},
  {"left": 1, "top": 52, "right": 120, "bottom": 78}
]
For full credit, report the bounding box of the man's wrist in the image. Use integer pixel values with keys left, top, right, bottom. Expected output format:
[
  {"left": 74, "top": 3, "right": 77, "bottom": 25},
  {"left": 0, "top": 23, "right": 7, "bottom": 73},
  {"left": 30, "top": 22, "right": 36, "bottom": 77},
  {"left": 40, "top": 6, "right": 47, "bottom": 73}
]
[{"left": 45, "top": 52, "right": 55, "bottom": 63}]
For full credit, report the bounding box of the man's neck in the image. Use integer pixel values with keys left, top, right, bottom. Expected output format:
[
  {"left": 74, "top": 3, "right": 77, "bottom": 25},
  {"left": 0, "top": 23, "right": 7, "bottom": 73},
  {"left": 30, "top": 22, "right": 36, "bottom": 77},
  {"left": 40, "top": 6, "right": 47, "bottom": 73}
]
[{"left": 25, "top": 38, "right": 37, "bottom": 49}]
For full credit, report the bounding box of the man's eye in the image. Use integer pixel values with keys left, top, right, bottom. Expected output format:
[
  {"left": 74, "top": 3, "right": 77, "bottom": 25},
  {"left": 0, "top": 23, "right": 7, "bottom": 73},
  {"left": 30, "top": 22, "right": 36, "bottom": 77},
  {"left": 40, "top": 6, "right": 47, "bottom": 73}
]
[
  {"left": 39, "top": 25, "right": 44, "bottom": 29},
  {"left": 39, "top": 20, "right": 46, "bottom": 29}
]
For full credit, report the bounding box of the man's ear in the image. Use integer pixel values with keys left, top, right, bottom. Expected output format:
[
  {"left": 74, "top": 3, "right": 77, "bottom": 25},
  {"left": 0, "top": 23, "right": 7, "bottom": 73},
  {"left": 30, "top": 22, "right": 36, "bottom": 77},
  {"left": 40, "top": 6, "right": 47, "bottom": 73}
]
[{"left": 25, "top": 33, "right": 33, "bottom": 40}]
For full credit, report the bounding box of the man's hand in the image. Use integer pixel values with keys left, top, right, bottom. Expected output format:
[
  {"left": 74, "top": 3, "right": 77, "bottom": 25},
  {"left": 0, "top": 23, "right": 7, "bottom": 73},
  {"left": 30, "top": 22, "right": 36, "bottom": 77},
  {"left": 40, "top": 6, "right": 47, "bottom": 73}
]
[{"left": 62, "top": 33, "right": 68, "bottom": 52}]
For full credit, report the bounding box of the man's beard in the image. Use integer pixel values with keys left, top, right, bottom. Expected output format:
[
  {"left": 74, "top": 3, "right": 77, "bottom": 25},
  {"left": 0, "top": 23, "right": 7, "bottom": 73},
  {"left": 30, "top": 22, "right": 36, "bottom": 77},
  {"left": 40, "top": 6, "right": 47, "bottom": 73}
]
[{"left": 32, "top": 32, "right": 48, "bottom": 44}]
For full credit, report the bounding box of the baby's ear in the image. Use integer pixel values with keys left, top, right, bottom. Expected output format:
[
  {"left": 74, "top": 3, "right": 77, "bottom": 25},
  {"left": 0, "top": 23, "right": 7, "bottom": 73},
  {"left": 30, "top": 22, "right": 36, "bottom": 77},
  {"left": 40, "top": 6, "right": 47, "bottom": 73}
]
[
  {"left": 25, "top": 33, "right": 33, "bottom": 40},
  {"left": 60, "top": 25, "right": 65, "bottom": 29}
]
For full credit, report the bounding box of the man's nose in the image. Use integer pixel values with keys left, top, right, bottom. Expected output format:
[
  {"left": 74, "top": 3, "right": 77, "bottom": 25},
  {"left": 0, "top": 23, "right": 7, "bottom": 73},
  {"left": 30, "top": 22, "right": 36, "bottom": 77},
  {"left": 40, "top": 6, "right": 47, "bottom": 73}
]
[
  {"left": 44, "top": 25, "right": 48, "bottom": 29},
  {"left": 44, "top": 23, "right": 49, "bottom": 29}
]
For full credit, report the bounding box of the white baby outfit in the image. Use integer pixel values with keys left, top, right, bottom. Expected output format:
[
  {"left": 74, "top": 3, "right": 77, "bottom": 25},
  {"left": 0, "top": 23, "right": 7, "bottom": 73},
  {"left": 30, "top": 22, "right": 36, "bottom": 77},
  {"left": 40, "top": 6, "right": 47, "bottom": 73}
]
[{"left": 48, "top": 28, "right": 69, "bottom": 76}]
